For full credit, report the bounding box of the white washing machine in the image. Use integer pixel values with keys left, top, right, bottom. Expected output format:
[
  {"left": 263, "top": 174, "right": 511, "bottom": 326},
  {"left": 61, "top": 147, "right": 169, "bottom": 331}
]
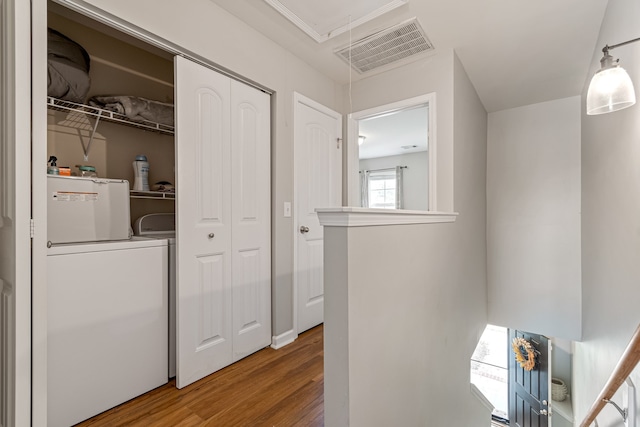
[
  {"left": 134, "top": 213, "right": 177, "bottom": 377},
  {"left": 47, "top": 237, "right": 169, "bottom": 427}
]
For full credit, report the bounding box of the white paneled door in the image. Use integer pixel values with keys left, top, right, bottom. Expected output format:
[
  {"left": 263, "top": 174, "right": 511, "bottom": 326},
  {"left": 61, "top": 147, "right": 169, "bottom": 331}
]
[
  {"left": 175, "top": 56, "right": 233, "bottom": 389},
  {"left": 175, "top": 56, "right": 271, "bottom": 389},
  {"left": 294, "top": 93, "right": 342, "bottom": 334},
  {"left": 230, "top": 78, "right": 271, "bottom": 362}
]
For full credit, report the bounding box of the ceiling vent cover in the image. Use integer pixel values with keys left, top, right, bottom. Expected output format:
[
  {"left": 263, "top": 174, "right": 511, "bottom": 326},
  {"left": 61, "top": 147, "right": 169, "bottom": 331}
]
[{"left": 335, "top": 18, "right": 433, "bottom": 74}]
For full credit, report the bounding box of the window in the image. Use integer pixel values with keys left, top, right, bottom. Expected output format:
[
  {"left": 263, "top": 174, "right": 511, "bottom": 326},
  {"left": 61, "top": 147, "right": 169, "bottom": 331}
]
[
  {"left": 368, "top": 169, "right": 397, "bottom": 209},
  {"left": 470, "top": 325, "right": 509, "bottom": 423},
  {"left": 360, "top": 166, "right": 405, "bottom": 209}
]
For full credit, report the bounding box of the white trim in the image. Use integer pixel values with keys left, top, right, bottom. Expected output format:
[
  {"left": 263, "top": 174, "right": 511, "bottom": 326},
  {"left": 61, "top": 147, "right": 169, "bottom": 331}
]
[
  {"left": 316, "top": 207, "right": 457, "bottom": 227},
  {"left": 294, "top": 91, "right": 344, "bottom": 118},
  {"left": 271, "top": 329, "right": 297, "bottom": 350},
  {"left": 1, "top": 0, "right": 33, "bottom": 424},
  {"left": 350, "top": 93, "right": 436, "bottom": 121},
  {"left": 263, "top": 0, "right": 408, "bottom": 43},
  {"left": 427, "top": 95, "right": 438, "bottom": 211},
  {"left": 31, "top": 0, "right": 48, "bottom": 424},
  {"left": 347, "top": 92, "right": 437, "bottom": 211},
  {"left": 346, "top": 115, "right": 360, "bottom": 207},
  {"left": 292, "top": 92, "right": 302, "bottom": 338}
]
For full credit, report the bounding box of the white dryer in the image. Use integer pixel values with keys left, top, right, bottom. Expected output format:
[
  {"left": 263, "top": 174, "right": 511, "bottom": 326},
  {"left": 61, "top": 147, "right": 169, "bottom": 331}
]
[
  {"left": 47, "top": 237, "right": 168, "bottom": 427},
  {"left": 134, "top": 213, "right": 177, "bottom": 377}
]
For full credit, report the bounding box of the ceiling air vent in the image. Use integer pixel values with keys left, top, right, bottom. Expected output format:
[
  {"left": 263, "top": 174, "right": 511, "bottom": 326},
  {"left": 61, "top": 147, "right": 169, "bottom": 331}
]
[{"left": 335, "top": 18, "right": 434, "bottom": 74}]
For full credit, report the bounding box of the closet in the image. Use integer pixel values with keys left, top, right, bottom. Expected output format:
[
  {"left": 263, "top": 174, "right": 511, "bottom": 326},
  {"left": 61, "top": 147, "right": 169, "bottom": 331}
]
[
  {"left": 174, "top": 56, "right": 272, "bottom": 388},
  {"left": 46, "top": 2, "right": 272, "bottom": 424}
]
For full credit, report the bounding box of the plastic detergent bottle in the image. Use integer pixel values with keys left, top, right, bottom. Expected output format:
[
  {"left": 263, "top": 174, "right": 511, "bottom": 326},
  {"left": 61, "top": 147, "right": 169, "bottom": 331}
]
[
  {"left": 132, "top": 155, "right": 150, "bottom": 191},
  {"left": 47, "top": 156, "right": 59, "bottom": 175}
]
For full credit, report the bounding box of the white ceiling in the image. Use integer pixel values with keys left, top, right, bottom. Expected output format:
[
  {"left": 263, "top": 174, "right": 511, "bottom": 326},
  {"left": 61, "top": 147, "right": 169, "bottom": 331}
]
[
  {"left": 208, "top": 0, "right": 608, "bottom": 113},
  {"left": 358, "top": 105, "right": 428, "bottom": 159}
]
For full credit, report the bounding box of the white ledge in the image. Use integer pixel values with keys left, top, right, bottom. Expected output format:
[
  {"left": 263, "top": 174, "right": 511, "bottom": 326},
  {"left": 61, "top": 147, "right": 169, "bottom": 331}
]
[
  {"left": 470, "top": 383, "right": 495, "bottom": 413},
  {"left": 552, "top": 395, "right": 573, "bottom": 422},
  {"left": 316, "top": 207, "right": 458, "bottom": 227}
]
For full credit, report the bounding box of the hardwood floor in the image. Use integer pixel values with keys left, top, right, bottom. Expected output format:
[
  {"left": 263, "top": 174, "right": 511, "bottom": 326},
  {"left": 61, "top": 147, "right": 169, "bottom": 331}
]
[{"left": 78, "top": 325, "right": 324, "bottom": 427}]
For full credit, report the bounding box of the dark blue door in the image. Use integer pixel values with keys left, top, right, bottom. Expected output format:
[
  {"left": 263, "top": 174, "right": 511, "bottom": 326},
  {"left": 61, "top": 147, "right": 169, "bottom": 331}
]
[{"left": 509, "top": 330, "right": 549, "bottom": 427}]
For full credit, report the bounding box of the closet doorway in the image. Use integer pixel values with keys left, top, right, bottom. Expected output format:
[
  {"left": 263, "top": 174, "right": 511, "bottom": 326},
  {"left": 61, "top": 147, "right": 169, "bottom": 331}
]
[{"left": 38, "top": 3, "right": 273, "bottom": 424}]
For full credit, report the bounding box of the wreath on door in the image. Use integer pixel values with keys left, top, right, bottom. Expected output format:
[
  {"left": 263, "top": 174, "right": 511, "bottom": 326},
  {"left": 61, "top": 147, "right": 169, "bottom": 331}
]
[{"left": 511, "top": 337, "right": 539, "bottom": 371}]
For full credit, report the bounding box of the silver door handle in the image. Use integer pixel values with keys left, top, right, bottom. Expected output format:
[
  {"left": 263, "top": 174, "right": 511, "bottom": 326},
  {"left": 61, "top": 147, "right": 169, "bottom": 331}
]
[
  {"left": 300, "top": 226, "right": 309, "bottom": 234},
  {"left": 540, "top": 409, "right": 548, "bottom": 416}
]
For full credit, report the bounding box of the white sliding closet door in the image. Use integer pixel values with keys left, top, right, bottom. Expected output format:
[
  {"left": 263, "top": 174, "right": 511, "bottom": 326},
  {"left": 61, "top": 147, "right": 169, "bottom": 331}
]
[
  {"left": 175, "top": 56, "right": 233, "bottom": 388},
  {"left": 230, "top": 81, "right": 271, "bottom": 361},
  {"left": 175, "top": 56, "right": 271, "bottom": 389}
]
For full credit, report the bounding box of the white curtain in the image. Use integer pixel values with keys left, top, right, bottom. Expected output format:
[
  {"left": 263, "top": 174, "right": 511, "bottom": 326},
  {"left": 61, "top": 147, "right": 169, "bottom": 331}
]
[
  {"left": 360, "top": 167, "right": 404, "bottom": 209},
  {"left": 359, "top": 170, "right": 369, "bottom": 207},
  {"left": 395, "top": 166, "right": 404, "bottom": 209}
]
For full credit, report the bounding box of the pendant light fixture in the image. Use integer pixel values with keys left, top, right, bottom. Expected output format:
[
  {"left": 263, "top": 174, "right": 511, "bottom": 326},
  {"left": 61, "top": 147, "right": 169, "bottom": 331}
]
[{"left": 587, "top": 38, "right": 640, "bottom": 115}]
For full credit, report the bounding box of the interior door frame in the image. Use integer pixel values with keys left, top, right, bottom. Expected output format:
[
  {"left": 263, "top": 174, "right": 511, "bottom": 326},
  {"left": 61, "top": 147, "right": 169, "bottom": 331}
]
[
  {"left": 2, "top": 0, "right": 39, "bottom": 424},
  {"left": 31, "top": 0, "right": 48, "bottom": 424},
  {"left": 292, "top": 91, "right": 342, "bottom": 339}
]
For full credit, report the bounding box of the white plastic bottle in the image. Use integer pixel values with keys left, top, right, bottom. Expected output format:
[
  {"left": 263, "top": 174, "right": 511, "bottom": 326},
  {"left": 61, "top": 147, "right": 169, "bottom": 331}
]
[{"left": 132, "top": 155, "right": 150, "bottom": 191}]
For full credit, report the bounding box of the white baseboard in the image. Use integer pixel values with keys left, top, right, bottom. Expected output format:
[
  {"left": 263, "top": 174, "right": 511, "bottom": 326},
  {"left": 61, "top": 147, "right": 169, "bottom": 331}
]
[{"left": 271, "top": 329, "right": 297, "bottom": 349}]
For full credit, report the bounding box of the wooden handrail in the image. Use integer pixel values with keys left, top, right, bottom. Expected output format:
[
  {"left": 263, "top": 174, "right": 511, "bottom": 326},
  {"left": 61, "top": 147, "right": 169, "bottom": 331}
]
[{"left": 580, "top": 323, "right": 640, "bottom": 426}]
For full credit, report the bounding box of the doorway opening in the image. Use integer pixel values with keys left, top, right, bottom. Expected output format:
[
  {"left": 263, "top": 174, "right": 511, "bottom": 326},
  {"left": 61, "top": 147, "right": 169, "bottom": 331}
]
[
  {"left": 472, "top": 326, "right": 560, "bottom": 427},
  {"left": 346, "top": 93, "right": 436, "bottom": 210},
  {"left": 358, "top": 103, "right": 429, "bottom": 210}
]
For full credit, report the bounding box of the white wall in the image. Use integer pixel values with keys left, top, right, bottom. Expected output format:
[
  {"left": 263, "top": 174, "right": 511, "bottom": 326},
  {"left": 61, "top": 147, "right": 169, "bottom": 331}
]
[
  {"left": 487, "top": 96, "right": 582, "bottom": 341},
  {"left": 359, "top": 151, "right": 429, "bottom": 210},
  {"left": 575, "top": 0, "right": 640, "bottom": 424},
  {"left": 324, "top": 51, "right": 489, "bottom": 426},
  {"left": 49, "top": 0, "right": 345, "bottom": 337},
  {"left": 551, "top": 337, "right": 572, "bottom": 395}
]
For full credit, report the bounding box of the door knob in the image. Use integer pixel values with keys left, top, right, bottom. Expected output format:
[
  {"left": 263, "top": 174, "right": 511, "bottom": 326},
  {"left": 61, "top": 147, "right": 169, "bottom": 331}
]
[
  {"left": 208, "top": 233, "right": 215, "bottom": 239},
  {"left": 540, "top": 409, "right": 548, "bottom": 416},
  {"left": 300, "top": 226, "right": 309, "bottom": 234}
]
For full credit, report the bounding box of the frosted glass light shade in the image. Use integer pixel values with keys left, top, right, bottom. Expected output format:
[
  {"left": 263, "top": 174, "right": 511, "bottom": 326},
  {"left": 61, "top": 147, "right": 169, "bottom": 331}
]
[{"left": 586, "top": 65, "right": 636, "bottom": 115}]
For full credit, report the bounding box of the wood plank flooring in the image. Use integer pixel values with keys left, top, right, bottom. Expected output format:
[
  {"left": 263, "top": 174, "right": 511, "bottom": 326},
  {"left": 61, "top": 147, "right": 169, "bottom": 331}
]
[{"left": 78, "top": 325, "right": 324, "bottom": 427}]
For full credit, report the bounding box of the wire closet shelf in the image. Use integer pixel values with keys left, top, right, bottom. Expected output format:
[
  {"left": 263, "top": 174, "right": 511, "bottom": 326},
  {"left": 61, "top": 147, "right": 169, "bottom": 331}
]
[{"left": 46, "top": 96, "right": 175, "bottom": 135}]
